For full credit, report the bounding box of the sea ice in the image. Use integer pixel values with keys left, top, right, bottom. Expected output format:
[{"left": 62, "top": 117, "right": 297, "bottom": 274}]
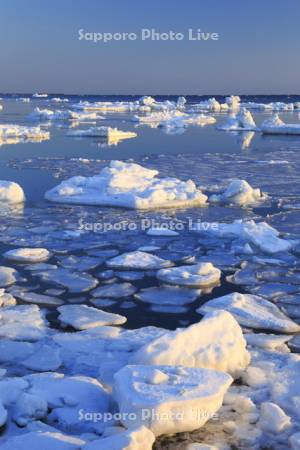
[
  {"left": 131, "top": 311, "right": 250, "bottom": 378},
  {"left": 0, "top": 181, "right": 25, "bottom": 204},
  {"left": 0, "top": 431, "right": 85, "bottom": 450},
  {"left": 197, "top": 292, "right": 300, "bottom": 333},
  {"left": 45, "top": 161, "right": 208, "bottom": 209},
  {"left": 25, "top": 372, "right": 110, "bottom": 433},
  {"left": 107, "top": 251, "right": 172, "bottom": 270},
  {"left": 217, "top": 109, "right": 257, "bottom": 131},
  {"left": 0, "top": 124, "right": 49, "bottom": 141},
  {"left": 114, "top": 364, "right": 233, "bottom": 436},
  {"left": 0, "top": 267, "right": 19, "bottom": 287},
  {"left": 57, "top": 304, "right": 127, "bottom": 329},
  {"left": 0, "top": 304, "right": 47, "bottom": 341},
  {"left": 91, "top": 282, "right": 137, "bottom": 298},
  {"left": 67, "top": 126, "right": 137, "bottom": 139},
  {"left": 135, "top": 285, "right": 201, "bottom": 305},
  {"left": 209, "top": 180, "right": 265, "bottom": 206},
  {"left": 194, "top": 219, "right": 294, "bottom": 254},
  {"left": 83, "top": 426, "right": 155, "bottom": 450},
  {"left": 258, "top": 401, "right": 291, "bottom": 433},
  {"left": 157, "top": 262, "right": 221, "bottom": 287},
  {"left": 34, "top": 268, "right": 98, "bottom": 293},
  {"left": 3, "top": 248, "right": 50, "bottom": 263},
  {"left": 14, "top": 291, "right": 64, "bottom": 305},
  {"left": 29, "top": 107, "right": 99, "bottom": 121},
  {"left": 261, "top": 114, "right": 300, "bottom": 135}
]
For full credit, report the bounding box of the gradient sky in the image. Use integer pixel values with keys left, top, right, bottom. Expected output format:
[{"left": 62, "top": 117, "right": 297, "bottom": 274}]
[{"left": 0, "top": 0, "right": 299, "bottom": 94}]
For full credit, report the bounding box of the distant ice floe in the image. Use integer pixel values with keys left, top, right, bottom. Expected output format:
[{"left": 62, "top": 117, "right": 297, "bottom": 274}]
[
  {"left": 32, "top": 93, "right": 48, "bottom": 98},
  {"left": 159, "top": 113, "right": 216, "bottom": 130},
  {"left": 0, "top": 124, "right": 49, "bottom": 145},
  {"left": 209, "top": 179, "right": 266, "bottom": 206},
  {"left": 45, "top": 160, "right": 208, "bottom": 209},
  {"left": 72, "top": 95, "right": 187, "bottom": 113},
  {"left": 0, "top": 181, "right": 25, "bottom": 205},
  {"left": 261, "top": 114, "right": 300, "bottom": 135},
  {"left": 29, "top": 107, "right": 101, "bottom": 122},
  {"left": 16, "top": 97, "right": 30, "bottom": 103},
  {"left": 241, "top": 101, "right": 296, "bottom": 111},
  {"left": 133, "top": 110, "right": 185, "bottom": 124},
  {"left": 49, "top": 97, "right": 69, "bottom": 103},
  {"left": 217, "top": 108, "right": 257, "bottom": 131},
  {"left": 191, "top": 95, "right": 241, "bottom": 112},
  {"left": 67, "top": 126, "right": 137, "bottom": 140}
]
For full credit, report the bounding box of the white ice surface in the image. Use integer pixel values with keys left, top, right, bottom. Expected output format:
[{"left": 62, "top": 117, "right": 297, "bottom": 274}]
[
  {"left": 131, "top": 311, "right": 250, "bottom": 378},
  {"left": 57, "top": 305, "right": 127, "bottom": 330},
  {"left": 0, "top": 181, "right": 25, "bottom": 204},
  {"left": 197, "top": 292, "right": 300, "bottom": 333},
  {"left": 157, "top": 262, "right": 221, "bottom": 287},
  {"left": 45, "top": 161, "right": 208, "bottom": 209},
  {"left": 114, "top": 364, "right": 233, "bottom": 436}
]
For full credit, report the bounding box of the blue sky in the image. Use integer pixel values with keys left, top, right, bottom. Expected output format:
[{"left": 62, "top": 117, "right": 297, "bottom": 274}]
[{"left": 0, "top": 0, "right": 298, "bottom": 94}]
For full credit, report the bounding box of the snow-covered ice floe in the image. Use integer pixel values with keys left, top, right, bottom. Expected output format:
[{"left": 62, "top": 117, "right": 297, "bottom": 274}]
[
  {"left": 157, "top": 262, "right": 221, "bottom": 288},
  {"left": 84, "top": 426, "right": 155, "bottom": 450},
  {"left": 57, "top": 304, "right": 127, "bottom": 330},
  {"left": 0, "top": 181, "right": 25, "bottom": 204},
  {"left": 191, "top": 96, "right": 241, "bottom": 112},
  {"left": 198, "top": 292, "right": 300, "bottom": 333},
  {"left": 3, "top": 248, "right": 50, "bottom": 263},
  {"left": 209, "top": 179, "right": 266, "bottom": 206},
  {"left": 0, "top": 124, "right": 49, "bottom": 143},
  {"left": 131, "top": 310, "right": 250, "bottom": 378},
  {"left": 45, "top": 160, "right": 208, "bottom": 209},
  {"left": 114, "top": 364, "right": 233, "bottom": 436},
  {"left": 66, "top": 126, "right": 137, "bottom": 140},
  {"left": 106, "top": 251, "right": 173, "bottom": 270},
  {"left": 72, "top": 95, "right": 187, "bottom": 113},
  {"left": 241, "top": 100, "right": 296, "bottom": 111},
  {"left": 217, "top": 108, "right": 257, "bottom": 131},
  {"left": 29, "top": 107, "right": 100, "bottom": 122},
  {"left": 261, "top": 114, "right": 300, "bottom": 135},
  {"left": 32, "top": 93, "right": 48, "bottom": 98},
  {"left": 159, "top": 113, "right": 216, "bottom": 130},
  {"left": 133, "top": 110, "right": 186, "bottom": 124},
  {"left": 194, "top": 219, "right": 295, "bottom": 254}
]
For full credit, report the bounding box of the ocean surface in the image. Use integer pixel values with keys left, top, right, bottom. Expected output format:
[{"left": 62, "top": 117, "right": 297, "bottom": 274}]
[{"left": 0, "top": 94, "right": 300, "bottom": 330}]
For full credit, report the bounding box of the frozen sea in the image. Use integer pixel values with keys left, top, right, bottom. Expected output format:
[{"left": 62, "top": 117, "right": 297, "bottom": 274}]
[
  {"left": 1, "top": 94, "right": 300, "bottom": 450},
  {"left": 0, "top": 95, "right": 300, "bottom": 330}
]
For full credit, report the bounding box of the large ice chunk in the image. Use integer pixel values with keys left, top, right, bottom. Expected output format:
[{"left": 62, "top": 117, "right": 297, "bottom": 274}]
[
  {"left": 45, "top": 161, "right": 208, "bottom": 209},
  {"left": 0, "top": 181, "right": 25, "bottom": 204},
  {"left": 209, "top": 180, "right": 265, "bottom": 206},
  {"left": 261, "top": 114, "right": 300, "bottom": 135},
  {"left": 114, "top": 364, "right": 233, "bottom": 436},
  {"left": 194, "top": 219, "right": 293, "bottom": 254},
  {"left": 217, "top": 108, "right": 256, "bottom": 131},
  {"left": 131, "top": 311, "right": 250, "bottom": 378}
]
